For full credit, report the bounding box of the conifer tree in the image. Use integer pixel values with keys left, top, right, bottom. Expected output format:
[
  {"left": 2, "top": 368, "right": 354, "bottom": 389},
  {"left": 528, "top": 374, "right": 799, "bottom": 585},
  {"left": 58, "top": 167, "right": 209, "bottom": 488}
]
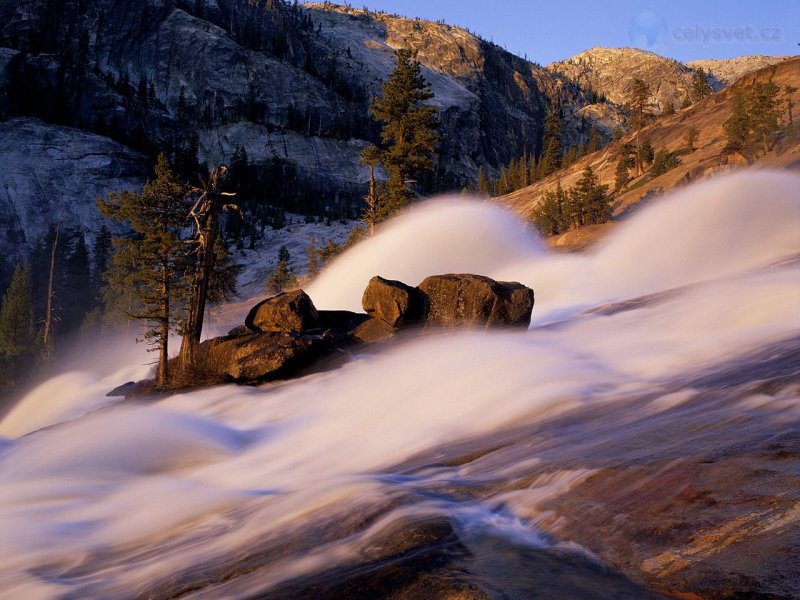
[
  {"left": 684, "top": 126, "right": 699, "bottom": 152},
  {"left": 531, "top": 180, "right": 568, "bottom": 236},
  {"left": 476, "top": 166, "right": 491, "bottom": 197},
  {"left": 724, "top": 88, "right": 750, "bottom": 155},
  {"left": 628, "top": 78, "right": 650, "bottom": 175},
  {"left": 691, "top": 68, "right": 713, "bottom": 102},
  {"left": 662, "top": 100, "right": 675, "bottom": 116},
  {"left": 0, "top": 264, "right": 34, "bottom": 358},
  {"left": 614, "top": 155, "right": 630, "bottom": 193},
  {"left": 539, "top": 108, "right": 563, "bottom": 177},
  {"left": 266, "top": 245, "right": 296, "bottom": 293},
  {"left": 784, "top": 85, "right": 797, "bottom": 125},
  {"left": 747, "top": 80, "right": 782, "bottom": 154},
  {"left": 651, "top": 147, "right": 680, "bottom": 176},
  {"left": 723, "top": 81, "right": 782, "bottom": 158},
  {"left": 569, "top": 165, "right": 611, "bottom": 228},
  {"left": 638, "top": 137, "right": 655, "bottom": 167},
  {"left": 588, "top": 126, "right": 600, "bottom": 153},
  {"left": 98, "top": 154, "right": 191, "bottom": 388},
  {"left": 362, "top": 48, "right": 439, "bottom": 221}
]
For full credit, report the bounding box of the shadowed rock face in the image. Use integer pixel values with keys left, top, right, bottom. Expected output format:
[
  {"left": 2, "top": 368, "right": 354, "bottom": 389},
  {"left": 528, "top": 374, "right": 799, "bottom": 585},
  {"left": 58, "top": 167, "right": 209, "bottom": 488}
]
[
  {"left": 0, "top": 0, "right": 592, "bottom": 268},
  {"left": 0, "top": 117, "right": 146, "bottom": 264}
]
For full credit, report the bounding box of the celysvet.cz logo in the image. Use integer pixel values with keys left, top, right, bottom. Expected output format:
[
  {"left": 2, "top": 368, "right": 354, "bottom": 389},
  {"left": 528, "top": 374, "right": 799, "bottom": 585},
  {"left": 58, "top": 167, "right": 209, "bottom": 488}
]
[{"left": 672, "top": 25, "right": 783, "bottom": 44}]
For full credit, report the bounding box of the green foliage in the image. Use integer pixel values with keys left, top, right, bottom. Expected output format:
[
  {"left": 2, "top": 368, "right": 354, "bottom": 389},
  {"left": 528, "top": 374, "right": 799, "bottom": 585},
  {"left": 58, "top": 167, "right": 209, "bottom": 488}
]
[
  {"left": 531, "top": 166, "right": 611, "bottom": 236},
  {"left": 650, "top": 147, "right": 681, "bottom": 177},
  {"left": 614, "top": 155, "right": 630, "bottom": 193},
  {"left": 0, "top": 264, "right": 34, "bottom": 358},
  {"left": 361, "top": 48, "right": 439, "bottom": 222},
  {"left": 638, "top": 138, "right": 655, "bottom": 166},
  {"left": 97, "top": 154, "right": 191, "bottom": 387},
  {"left": 628, "top": 78, "right": 651, "bottom": 132},
  {"left": 538, "top": 108, "right": 563, "bottom": 178},
  {"left": 684, "top": 126, "right": 699, "bottom": 152},
  {"left": 723, "top": 81, "right": 783, "bottom": 158},
  {"left": 588, "top": 126, "right": 600, "bottom": 153},
  {"left": 266, "top": 245, "right": 296, "bottom": 294},
  {"left": 691, "top": 68, "right": 713, "bottom": 102},
  {"left": 569, "top": 165, "right": 612, "bottom": 228},
  {"left": 531, "top": 180, "right": 569, "bottom": 236}
]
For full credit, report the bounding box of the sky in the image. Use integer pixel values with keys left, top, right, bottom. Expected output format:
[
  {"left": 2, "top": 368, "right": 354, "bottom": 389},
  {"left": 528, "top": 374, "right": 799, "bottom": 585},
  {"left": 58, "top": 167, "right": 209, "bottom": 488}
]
[{"left": 304, "top": 0, "right": 800, "bottom": 65}]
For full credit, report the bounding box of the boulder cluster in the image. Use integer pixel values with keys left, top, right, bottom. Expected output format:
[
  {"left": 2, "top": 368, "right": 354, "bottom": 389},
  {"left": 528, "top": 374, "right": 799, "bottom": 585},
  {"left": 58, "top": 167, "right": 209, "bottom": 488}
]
[{"left": 200, "top": 274, "right": 534, "bottom": 384}]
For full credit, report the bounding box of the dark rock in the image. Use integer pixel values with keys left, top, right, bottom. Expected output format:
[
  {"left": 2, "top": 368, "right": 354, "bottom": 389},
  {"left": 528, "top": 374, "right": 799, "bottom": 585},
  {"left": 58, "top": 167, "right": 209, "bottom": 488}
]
[
  {"left": 362, "top": 276, "right": 424, "bottom": 328},
  {"left": 350, "top": 317, "right": 396, "bottom": 344},
  {"left": 317, "top": 310, "right": 370, "bottom": 332},
  {"left": 418, "top": 274, "right": 534, "bottom": 329},
  {"left": 245, "top": 290, "right": 319, "bottom": 333},
  {"left": 106, "top": 380, "right": 149, "bottom": 398},
  {"left": 227, "top": 325, "right": 251, "bottom": 337},
  {"left": 202, "top": 332, "right": 327, "bottom": 382}
]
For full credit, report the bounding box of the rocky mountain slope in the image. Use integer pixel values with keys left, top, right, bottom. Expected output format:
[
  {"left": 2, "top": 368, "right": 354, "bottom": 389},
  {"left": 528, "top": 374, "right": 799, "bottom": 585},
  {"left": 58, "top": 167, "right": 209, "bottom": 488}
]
[
  {"left": 547, "top": 47, "right": 698, "bottom": 113},
  {"left": 498, "top": 56, "right": 800, "bottom": 249},
  {"left": 0, "top": 0, "right": 793, "bottom": 277},
  {"left": 0, "top": 0, "right": 605, "bottom": 275},
  {"left": 688, "top": 54, "right": 791, "bottom": 86}
]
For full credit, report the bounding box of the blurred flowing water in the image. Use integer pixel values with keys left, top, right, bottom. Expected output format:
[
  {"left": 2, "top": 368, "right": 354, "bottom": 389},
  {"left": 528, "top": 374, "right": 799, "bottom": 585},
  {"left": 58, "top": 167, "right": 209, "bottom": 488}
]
[{"left": 1, "top": 171, "right": 799, "bottom": 599}]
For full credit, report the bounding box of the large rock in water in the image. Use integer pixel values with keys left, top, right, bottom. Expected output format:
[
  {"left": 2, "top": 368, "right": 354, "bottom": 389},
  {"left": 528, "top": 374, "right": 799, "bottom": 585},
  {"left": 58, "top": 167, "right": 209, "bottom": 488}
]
[
  {"left": 202, "top": 332, "right": 326, "bottom": 382},
  {"left": 362, "top": 276, "right": 424, "bottom": 328},
  {"left": 246, "top": 290, "right": 319, "bottom": 333},
  {"left": 418, "top": 274, "right": 534, "bottom": 329}
]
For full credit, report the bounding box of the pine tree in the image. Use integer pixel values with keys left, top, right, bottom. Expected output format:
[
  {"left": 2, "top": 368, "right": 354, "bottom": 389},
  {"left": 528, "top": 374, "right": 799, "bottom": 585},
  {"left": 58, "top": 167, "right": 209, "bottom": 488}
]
[
  {"left": 747, "top": 80, "right": 782, "bottom": 154},
  {"left": 0, "top": 264, "right": 34, "bottom": 358},
  {"left": 614, "top": 155, "right": 629, "bottom": 193},
  {"left": 662, "top": 100, "right": 675, "bottom": 116},
  {"left": 784, "top": 85, "right": 797, "bottom": 125},
  {"left": 684, "top": 126, "right": 699, "bottom": 152},
  {"left": 691, "top": 68, "right": 713, "bottom": 102},
  {"left": 651, "top": 147, "right": 680, "bottom": 176},
  {"left": 638, "top": 137, "right": 655, "bottom": 167},
  {"left": 724, "top": 88, "right": 750, "bottom": 155},
  {"left": 476, "top": 165, "right": 491, "bottom": 197},
  {"left": 628, "top": 78, "right": 651, "bottom": 175},
  {"left": 723, "top": 81, "right": 782, "bottom": 158},
  {"left": 266, "top": 245, "right": 296, "bottom": 293},
  {"left": 531, "top": 180, "right": 568, "bottom": 236},
  {"left": 97, "top": 154, "right": 191, "bottom": 389},
  {"left": 588, "top": 126, "right": 600, "bottom": 153},
  {"left": 362, "top": 48, "right": 439, "bottom": 219},
  {"left": 539, "top": 108, "right": 563, "bottom": 177},
  {"left": 680, "top": 93, "right": 692, "bottom": 109},
  {"left": 569, "top": 166, "right": 611, "bottom": 227}
]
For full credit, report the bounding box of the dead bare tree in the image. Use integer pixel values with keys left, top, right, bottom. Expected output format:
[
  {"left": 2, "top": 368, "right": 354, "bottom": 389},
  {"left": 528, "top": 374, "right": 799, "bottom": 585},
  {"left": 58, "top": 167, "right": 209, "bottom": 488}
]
[
  {"left": 179, "top": 166, "right": 238, "bottom": 368},
  {"left": 42, "top": 221, "right": 60, "bottom": 355}
]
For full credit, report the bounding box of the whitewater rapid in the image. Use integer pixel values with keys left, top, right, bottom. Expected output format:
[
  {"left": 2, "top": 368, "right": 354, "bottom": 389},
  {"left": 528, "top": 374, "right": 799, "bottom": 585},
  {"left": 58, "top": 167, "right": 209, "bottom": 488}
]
[{"left": 0, "top": 170, "right": 799, "bottom": 598}]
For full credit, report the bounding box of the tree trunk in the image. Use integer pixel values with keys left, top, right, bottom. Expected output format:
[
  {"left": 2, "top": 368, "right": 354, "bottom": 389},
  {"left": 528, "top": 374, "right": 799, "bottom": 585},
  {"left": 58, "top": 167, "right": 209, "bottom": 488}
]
[
  {"left": 367, "top": 163, "right": 376, "bottom": 236},
  {"left": 157, "top": 268, "right": 170, "bottom": 388},
  {"left": 42, "top": 222, "right": 60, "bottom": 355},
  {"left": 179, "top": 204, "right": 218, "bottom": 367}
]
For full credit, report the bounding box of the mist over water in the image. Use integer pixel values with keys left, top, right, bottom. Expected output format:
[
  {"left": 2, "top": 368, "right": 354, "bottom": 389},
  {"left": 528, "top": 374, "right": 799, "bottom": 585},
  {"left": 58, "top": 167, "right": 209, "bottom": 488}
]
[{"left": 1, "top": 171, "right": 799, "bottom": 598}]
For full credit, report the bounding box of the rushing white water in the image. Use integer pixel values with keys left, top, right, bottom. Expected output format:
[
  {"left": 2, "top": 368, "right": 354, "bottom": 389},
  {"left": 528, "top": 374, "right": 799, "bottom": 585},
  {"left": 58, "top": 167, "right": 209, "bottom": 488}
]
[{"left": 1, "top": 170, "right": 799, "bottom": 598}]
